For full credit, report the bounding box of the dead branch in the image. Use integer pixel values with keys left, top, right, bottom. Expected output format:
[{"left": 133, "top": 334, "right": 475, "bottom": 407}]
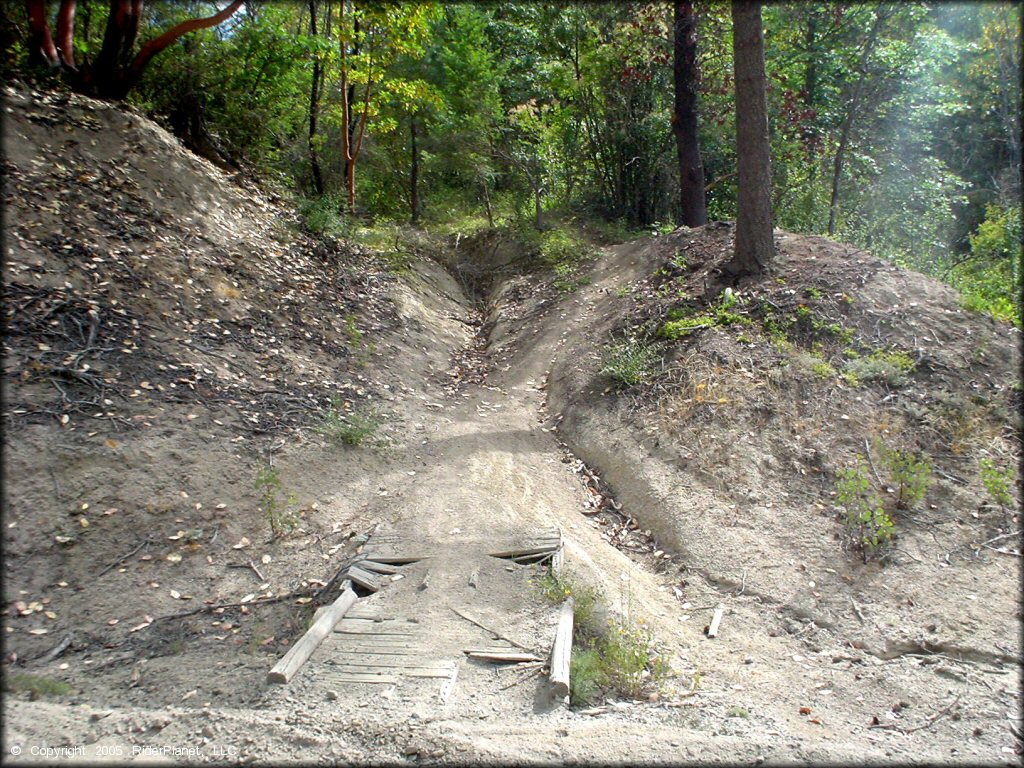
[{"left": 97, "top": 536, "right": 152, "bottom": 578}]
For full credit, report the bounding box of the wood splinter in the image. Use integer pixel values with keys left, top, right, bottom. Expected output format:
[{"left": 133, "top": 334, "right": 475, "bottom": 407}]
[{"left": 707, "top": 605, "right": 725, "bottom": 638}]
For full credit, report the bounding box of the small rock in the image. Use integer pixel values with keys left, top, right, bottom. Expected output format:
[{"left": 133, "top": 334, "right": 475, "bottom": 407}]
[
  {"left": 326, "top": 690, "right": 339, "bottom": 701},
  {"left": 202, "top": 725, "right": 215, "bottom": 739}
]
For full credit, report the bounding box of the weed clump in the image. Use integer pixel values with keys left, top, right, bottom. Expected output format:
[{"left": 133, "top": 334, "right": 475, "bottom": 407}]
[
  {"left": 5, "top": 674, "right": 71, "bottom": 699},
  {"left": 843, "top": 349, "right": 915, "bottom": 387},
  {"left": 600, "top": 337, "right": 659, "bottom": 387},
  {"left": 317, "top": 396, "right": 380, "bottom": 446}
]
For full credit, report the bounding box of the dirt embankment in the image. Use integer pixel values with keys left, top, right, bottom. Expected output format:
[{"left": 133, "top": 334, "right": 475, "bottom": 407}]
[{"left": 3, "top": 85, "right": 1022, "bottom": 765}]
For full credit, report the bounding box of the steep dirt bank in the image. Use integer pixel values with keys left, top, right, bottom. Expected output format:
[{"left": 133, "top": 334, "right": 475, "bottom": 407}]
[
  {"left": 524, "top": 225, "right": 1023, "bottom": 763},
  {"left": 3, "top": 86, "right": 1021, "bottom": 765}
]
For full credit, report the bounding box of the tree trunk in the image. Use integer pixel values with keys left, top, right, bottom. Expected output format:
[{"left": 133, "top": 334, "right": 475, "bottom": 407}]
[
  {"left": 307, "top": 0, "right": 324, "bottom": 195},
  {"left": 26, "top": 0, "right": 243, "bottom": 101},
  {"left": 727, "top": 0, "right": 774, "bottom": 276},
  {"left": 827, "top": 9, "right": 886, "bottom": 236},
  {"left": 672, "top": 0, "right": 707, "bottom": 227},
  {"left": 409, "top": 116, "right": 419, "bottom": 225}
]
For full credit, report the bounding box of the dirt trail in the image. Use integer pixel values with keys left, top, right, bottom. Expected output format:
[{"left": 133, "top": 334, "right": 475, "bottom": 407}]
[{"left": 3, "top": 87, "right": 1019, "bottom": 765}]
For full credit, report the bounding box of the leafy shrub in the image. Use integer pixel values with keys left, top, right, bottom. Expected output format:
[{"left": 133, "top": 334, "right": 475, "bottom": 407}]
[
  {"left": 980, "top": 458, "right": 1015, "bottom": 507},
  {"left": 298, "top": 194, "right": 351, "bottom": 238},
  {"left": 951, "top": 204, "right": 1022, "bottom": 327},
  {"left": 880, "top": 446, "right": 932, "bottom": 509},
  {"left": 600, "top": 338, "right": 659, "bottom": 387},
  {"left": 317, "top": 397, "right": 380, "bottom": 447},
  {"left": 835, "top": 460, "right": 894, "bottom": 561},
  {"left": 255, "top": 462, "right": 298, "bottom": 538}
]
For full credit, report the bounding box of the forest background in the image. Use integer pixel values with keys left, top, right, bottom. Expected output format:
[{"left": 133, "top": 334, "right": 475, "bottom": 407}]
[{"left": 2, "top": 1, "right": 1020, "bottom": 325}]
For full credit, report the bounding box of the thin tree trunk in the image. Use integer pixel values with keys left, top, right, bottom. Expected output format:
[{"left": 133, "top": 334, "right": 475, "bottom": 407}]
[
  {"left": 727, "top": 0, "right": 774, "bottom": 276},
  {"left": 307, "top": 0, "right": 324, "bottom": 195},
  {"left": 482, "top": 180, "right": 493, "bottom": 227},
  {"left": 802, "top": 10, "right": 819, "bottom": 165},
  {"left": 409, "top": 116, "right": 419, "bottom": 225},
  {"left": 673, "top": 0, "right": 707, "bottom": 227},
  {"left": 827, "top": 8, "right": 886, "bottom": 236}
]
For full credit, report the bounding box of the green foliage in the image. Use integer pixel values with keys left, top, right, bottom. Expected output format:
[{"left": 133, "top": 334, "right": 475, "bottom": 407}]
[
  {"left": 317, "top": 397, "right": 380, "bottom": 447},
  {"left": 810, "top": 358, "right": 837, "bottom": 379},
  {"left": 569, "top": 648, "right": 606, "bottom": 707},
  {"left": 951, "top": 204, "right": 1022, "bottom": 326},
  {"left": 979, "top": 458, "right": 1015, "bottom": 508},
  {"left": 660, "top": 292, "right": 750, "bottom": 340},
  {"left": 879, "top": 446, "right": 933, "bottom": 510},
  {"left": 5, "top": 674, "right": 71, "bottom": 698},
  {"left": 600, "top": 337, "right": 659, "bottom": 387},
  {"left": 842, "top": 348, "right": 915, "bottom": 387},
  {"left": 835, "top": 460, "right": 894, "bottom": 561},
  {"left": 255, "top": 463, "right": 299, "bottom": 539},
  {"left": 298, "top": 195, "right": 351, "bottom": 238},
  {"left": 533, "top": 568, "right": 667, "bottom": 705}
]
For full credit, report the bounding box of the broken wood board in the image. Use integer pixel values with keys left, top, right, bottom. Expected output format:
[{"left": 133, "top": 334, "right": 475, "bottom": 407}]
[
  {"left": 267, "top": 588, "right": 358, "bottom": 684},
  {"left": 347, "top": 565, "right": 382, "bottom": 593},
  {"left": 320, "top": 672, "right": 399, "bottom": 684}
]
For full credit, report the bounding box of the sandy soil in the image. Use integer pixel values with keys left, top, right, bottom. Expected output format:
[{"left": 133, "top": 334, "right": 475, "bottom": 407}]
[{"left": 2, "top": 85, "right": 1022, "bottom": 766}]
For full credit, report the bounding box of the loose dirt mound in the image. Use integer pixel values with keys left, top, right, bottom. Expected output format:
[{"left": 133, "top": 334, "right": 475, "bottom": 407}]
[{"left": 3, "top": 85, "right": 1022, "bottom": 766}]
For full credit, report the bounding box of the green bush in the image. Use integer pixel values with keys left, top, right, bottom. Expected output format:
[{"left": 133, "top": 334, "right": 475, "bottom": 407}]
[
  {"left": 533, "top": 569, "right": 668, "bottom": 705},
  {"left": 298, "top": 194, "right": 351, "bottom": 238},
  {"left": 980, "top": 458, "right": 1015, "bottom": 507},
  {"left": 835, "top": 460, "right": 895, "bottom": 561},
  {"left": 951, "top": 204, "right": 1022, "bottom": 327},
  {"left": 569, "top": 648, "right": 606, "bottom": 707},
  {"left": 880, "top": 446, "right": 932, "bottom": 509},
  {"left": 255, "top": 462, "right": 299, "bottom": 538}
]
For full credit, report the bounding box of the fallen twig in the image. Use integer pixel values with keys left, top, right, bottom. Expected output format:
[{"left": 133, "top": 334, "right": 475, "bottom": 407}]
[
  {"left": 151, "top": 590, "right": 308, "bottom": 623},
  {"left": 97, "top": 537, "right": 151, "bottom": 578},
  {"left": 868, "top": 695, "right": 960, "bottom": 734},
  {"left": 449, "top": 606, "right": 534, "bottom": 652},
  {"left": 863, "top": 438, "right": 885, "bottom": 488},
  {"left": 37, "top": 634, "right": 73, "bottom": 665}
]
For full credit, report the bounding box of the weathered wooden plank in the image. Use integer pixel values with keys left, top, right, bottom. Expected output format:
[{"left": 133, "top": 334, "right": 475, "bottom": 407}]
[
  {"left": 323, "top": 667, "right": 452, "bottom": 680},
  {"left": 487, "top": 543, "right": 561, "bottom": 559},
  {"left": 326, "top": 657, "right": 452, "bottom": 671},
  {"left": 267, "top": 588, "right": 358, "bottom": 684},
  {"left": 550, "top": 597, "right": 574, "bottom": 700},
  {"left": 327, "top": 647, "right": 415, "bottom": 659},
  {"left": 358, "top": 560, "right": 403, "bottom": 575},
  {"left": 320, "top": 672, "right": 398, "bottom": 684},
  {"left": 465, "top": 651, "right": 543, "bottom": 664},
  {"left": 359, "top": 553, "right": 426, "bottom": 565},
  {"left": 334, "top": 625, "right": 419, "bottom": 635}
]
